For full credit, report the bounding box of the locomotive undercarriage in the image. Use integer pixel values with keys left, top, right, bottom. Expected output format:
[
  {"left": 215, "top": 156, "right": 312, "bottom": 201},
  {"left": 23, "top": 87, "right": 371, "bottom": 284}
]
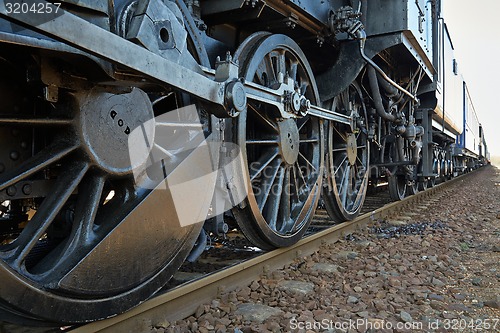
[{"left": 0, "top": 0, "right": 457, "bottom": 325}]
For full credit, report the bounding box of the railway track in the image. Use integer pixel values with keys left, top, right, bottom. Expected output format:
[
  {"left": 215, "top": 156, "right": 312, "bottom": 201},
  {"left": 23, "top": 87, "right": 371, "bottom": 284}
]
[{"left": 68, "top": 171, "right": 474, "bottom": 333}]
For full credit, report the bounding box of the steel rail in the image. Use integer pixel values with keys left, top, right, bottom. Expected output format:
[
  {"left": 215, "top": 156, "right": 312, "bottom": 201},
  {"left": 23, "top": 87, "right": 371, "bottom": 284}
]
[{"left": 69, "top": 171, "right": 475, "bottom": 333}]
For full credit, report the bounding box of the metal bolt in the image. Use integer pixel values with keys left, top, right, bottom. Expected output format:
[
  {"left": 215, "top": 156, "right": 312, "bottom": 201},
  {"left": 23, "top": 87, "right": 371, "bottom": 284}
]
[
  {"left": 22, "top": 184, "right": 32, "bottom": 195},
  {"left": 10, "top": 151, "right": 19, "bottom": 161},
  {"left": 197, "top": 22, "right": 207, "bottom": 31},
  {"left": 6, "top": 186, "right": 17, "bottom": 197}
]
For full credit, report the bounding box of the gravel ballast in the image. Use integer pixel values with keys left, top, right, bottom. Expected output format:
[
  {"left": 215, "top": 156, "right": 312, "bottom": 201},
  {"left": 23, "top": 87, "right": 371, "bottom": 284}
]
[{"left": 151, "top": 166, "right": 500, "bottom": 333}]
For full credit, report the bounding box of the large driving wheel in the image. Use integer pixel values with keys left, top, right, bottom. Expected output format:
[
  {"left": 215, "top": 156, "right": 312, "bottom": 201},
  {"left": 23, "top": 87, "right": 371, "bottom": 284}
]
[
  {"left": 322, "top": 82, "right": 369, "bottom": 222},
  {"left": 232, "top": 33, "right": 323, "bottom": 249},
  {"left": 0, "top": 48, "right": 213, "bottom": 325}
]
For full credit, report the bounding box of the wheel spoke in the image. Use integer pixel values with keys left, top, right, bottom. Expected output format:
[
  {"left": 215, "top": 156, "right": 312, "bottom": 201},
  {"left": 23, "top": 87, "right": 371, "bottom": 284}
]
[
  {"left": 333, "top": 125, "right": 348, "bottom": 142},
  {"left": 291, "top": 164, "right": 301, "bottom": 203},
  {"left": 1, "top": 160, "right": 89, "bottom": 269},
  {"left": 249, "top": 149, "right": 279, "bottom": 181},
  {"left": 247, "top": 139, "right": 280, "bottom": 145},
  {"left": 299, "top": 138, "right": 319, "bottom": 144},
  {"left": 70, "top": 173, "right": 106, "bottom": 245},
  {"left": 256, "top": 158, "right": 281, "bottom": 209},
  {"left": 300, "top": 82, "right": 309, "bottom": 96},
  {"left": 249, "top": 104, "right": 278, "bottom": 132},
  {"left": 334, "top": 155, "right": 348, "bottom": 176},
  {"left": 294, "top": 161, "right": 310, "bottom": 191},
  {"left": 265, "top": 166, "right": 285, "bottom": 231},
  {"left": 340, "top": 164, "right": 351, "bottom": 207},
  {"left": 298, "top": 151, "right": 317, "bottom": 172},
  {"left": 155, "top": 122, "right": 202, "bottom": 128},
  {"left": 254, "top": 64, "right": 267, "bottom": 86},
  {"left": 155, "top": 124, "right": 206, "bottom": 148},
  {"left": 276, "top": 51, "right": 287, "bottom": 79},
  {"left": 297, "top": 117, "right": 310, "bottom": 131},
  {"left": 289, "top": 61, "right": 298, "bottom": 82},
  {"left": 34, "top": 173, "right": 105, "bottom": 278},
  {"left": 152, "top": 143, "right": 176, "bottom": 159},
  {"left": 278, "top": 166, "right": 291, "bottom": 232},
  {"left": 264, "top": 54, "right": 277, "bottom": 83},
  {"left": 356, "top": 154, "right": 367, "bottom": 166},
  {"left": 0, "top": 140, "right": 79, "bottom": 191},
  {"left": 353, "top": 172, "right": 368, "bottom": 205}
]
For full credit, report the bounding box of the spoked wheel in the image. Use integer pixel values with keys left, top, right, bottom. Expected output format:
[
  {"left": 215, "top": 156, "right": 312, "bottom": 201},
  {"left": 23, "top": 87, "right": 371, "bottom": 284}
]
[
  {"left": 415, "top": 155, "right": 429, "bottom": 191},
  {"left": 428, "top": 176, "right": 436, "bottom": 188},
  {"left": 387, "top": 139, "right": 408, "bottom": 201},
  {"left": 447, "top": 159, "right": 454, "bottom": 180},
  {"left": 418, "top": 176, "right": 429, "bottom": 191},
  {"left": 418, "top": 180, "right": 428, "bottom": 191},
  {"left": 388, "top": 173, "right": 407, "bottom": 201},
  {"left": 439, "top": 154, "right": 448, "bottom": 183},
  {"left": 452, "top": 157, "right": 459, "bottom": 178},
  {"left": 0, "top": 56, "right": 212, "bottom": 323},
  {"left": 429, "top": 155, "right": 440, "bottom": 188},
  {"left": 232, "top": 33, "right": 323, "bottom": 249},
  {"left": 407, "top": 152, "right": 420, "bottom": 195},
  {"left": 322, "top": 82, "right": 369, "bottom": 222},
  {"left": 408, "top": 171, "right": 419, "bottom": 195}
]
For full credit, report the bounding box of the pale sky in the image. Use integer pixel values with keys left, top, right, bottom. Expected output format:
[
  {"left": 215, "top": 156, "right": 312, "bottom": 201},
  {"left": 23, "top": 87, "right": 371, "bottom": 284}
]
[{"left": 442, "top": 0, "right": 500, "bottom": 157}]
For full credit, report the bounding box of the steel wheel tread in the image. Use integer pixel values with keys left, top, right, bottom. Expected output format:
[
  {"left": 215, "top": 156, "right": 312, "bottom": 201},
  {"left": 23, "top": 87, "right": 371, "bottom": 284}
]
[
  {"left": 232, "top": 33, "right": 324, "bottom": 249},
  {"left": 322, "top": 82, "right": 369, "bottom": 222}
]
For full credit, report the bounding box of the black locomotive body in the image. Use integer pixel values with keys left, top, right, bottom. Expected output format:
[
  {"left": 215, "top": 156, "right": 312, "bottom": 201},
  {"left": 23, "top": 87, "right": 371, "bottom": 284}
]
[{"left": 0, "top": 0, "right": 487, "bottom": 325}]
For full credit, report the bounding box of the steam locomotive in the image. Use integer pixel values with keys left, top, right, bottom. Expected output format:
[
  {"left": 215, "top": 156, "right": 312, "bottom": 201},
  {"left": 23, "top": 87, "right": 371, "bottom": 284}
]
[{"left": 0, "top": 0, "right": 488, "bottom": 325}]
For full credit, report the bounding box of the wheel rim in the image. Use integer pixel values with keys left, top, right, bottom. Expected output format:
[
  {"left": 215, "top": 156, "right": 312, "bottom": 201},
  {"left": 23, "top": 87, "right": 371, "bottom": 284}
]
[
  {"left": 429, "top": 177, "right": 436, "bottom": 187},
  {"left": 440, "top": 158, "right": 447, "bottom": 181},
  {"left": 232, "top": 34, "right": 323, "bottom": 249},
  {"left": 388, "top": 174, "right": 407, "bottom": 200},
  {"left": 418, "top": 178, "right": 429, "bottom": 191},
  {"left": 0, "top": 54, "right": 210, "bottom": 324},
  {"left": 323, "top": 82, "right": 369, "bottom": 221},
  {"left": 408, "top": 151, "right": 419, "bottom": 195},
  {"left": 409, "top": 175, "right": 419, "bottom": 195}
]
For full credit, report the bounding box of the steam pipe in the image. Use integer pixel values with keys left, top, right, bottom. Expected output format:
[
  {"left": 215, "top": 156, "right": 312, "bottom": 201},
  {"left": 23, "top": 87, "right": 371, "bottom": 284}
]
[
  {"left": 376, "top": 71, "right": 400, "bottom": 98},
  {"left": 367, "top": 66, "right": 397, "bottom": 122},
  {"left": 358, "top": 32, "right": 419, "bottom": 104}
]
